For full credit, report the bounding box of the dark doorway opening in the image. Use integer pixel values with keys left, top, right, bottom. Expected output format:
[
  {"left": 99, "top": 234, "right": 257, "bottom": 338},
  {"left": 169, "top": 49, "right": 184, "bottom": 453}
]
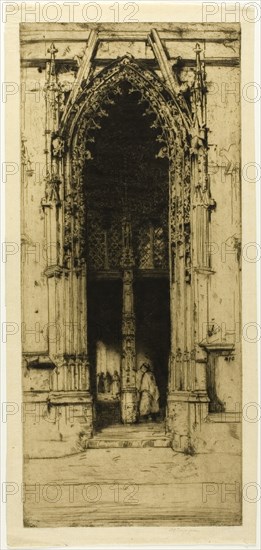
[
  {"left": 135, "top": 277, "right": 170, "bottom": 415},
  {"left": 84, "top": 79, "right": 170, "bottom": 432},
  {"left": 87, "top": 279, "right": 122, "bottom": 430}
]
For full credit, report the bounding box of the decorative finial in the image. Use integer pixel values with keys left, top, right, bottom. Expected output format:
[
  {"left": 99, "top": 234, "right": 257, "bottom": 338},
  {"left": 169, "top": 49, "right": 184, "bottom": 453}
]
[
  {"left": 47, "top": 42, "right": 58, "bottom": 58},
  {"left": 194, "top": 43, "right": 204, "bottom": 74},
  {"left": 47, "top": 43, "right": 58, "bottom": 82},
  {"left": 194, "top": 43, "right": 202, "bottom": 55}
]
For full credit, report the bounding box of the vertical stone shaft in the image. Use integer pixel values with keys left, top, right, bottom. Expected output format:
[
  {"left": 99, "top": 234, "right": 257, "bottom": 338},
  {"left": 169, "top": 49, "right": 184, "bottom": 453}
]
[
  {"left": 166, "top": 42, "right": 215, "bottom": 452},
  {"left": 42, "top": 44, "right": 62, "bottom": 362},
  {"left": 120, "top": 216, "right": 137, "bottom": 423}
]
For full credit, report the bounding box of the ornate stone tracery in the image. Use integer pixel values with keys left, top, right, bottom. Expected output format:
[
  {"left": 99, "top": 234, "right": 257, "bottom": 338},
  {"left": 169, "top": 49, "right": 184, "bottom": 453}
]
[{"left": 60, "top": 55, "right": 189, "bottom": 273}]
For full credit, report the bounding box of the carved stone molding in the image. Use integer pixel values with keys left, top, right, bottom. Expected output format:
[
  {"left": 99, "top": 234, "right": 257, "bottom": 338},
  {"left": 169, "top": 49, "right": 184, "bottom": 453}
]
[
  {"left": 50, "top": 354, "right": 90, "bottom": 392},
  {"left": 44, "top": 265, "right": 63, "bottom": 278}
]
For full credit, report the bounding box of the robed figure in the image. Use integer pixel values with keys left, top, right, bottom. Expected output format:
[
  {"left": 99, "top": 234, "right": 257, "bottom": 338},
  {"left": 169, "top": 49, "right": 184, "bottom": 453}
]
[
  {"left": 138, "top": 363, "right": 160, "bottom": 421},
  {"left": 97, "top": 372, "right": 106, "bottom": 393}
]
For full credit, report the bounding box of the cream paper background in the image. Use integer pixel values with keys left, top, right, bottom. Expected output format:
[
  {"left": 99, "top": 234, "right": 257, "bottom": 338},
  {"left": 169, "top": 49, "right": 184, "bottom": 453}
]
[{"left": 3, "top": 1, "right": 259, "bottom": 546}]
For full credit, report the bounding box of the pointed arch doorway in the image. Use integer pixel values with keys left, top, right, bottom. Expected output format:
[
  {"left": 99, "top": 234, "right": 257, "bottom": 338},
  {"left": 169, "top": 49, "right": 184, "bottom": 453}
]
[
  {"left": 44, "top": 52, "right": 213, "bottom": 452},
  {"left": 84, "top": 80, "right": 170, "bottom": 428}
]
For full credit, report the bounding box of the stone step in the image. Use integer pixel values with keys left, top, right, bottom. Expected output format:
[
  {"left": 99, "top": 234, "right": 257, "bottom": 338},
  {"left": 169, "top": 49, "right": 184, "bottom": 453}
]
[
  {"left": 88, "top": 420, "right": 171, "bottom": 448},
  {"left": 87, "top": 437, "right": 171, "bottom": 449},
  {"left": 94, "top": 422, "right": 166, "bottom": 438},
  {"left": 94, "top": 434, "right": 166, "bottom": 440}
]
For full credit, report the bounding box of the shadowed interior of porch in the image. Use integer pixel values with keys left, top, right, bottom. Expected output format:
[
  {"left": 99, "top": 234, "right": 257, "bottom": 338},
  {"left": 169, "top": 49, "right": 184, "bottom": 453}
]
[{"left": 84, "top": 80, "right": 170, "bottom": 434}]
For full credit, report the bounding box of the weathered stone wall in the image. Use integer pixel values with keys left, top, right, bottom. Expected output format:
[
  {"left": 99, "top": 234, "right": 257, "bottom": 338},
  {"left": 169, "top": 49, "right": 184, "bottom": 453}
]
[{"left": 207, "top": 62, "right": 241, "bottom": 412}]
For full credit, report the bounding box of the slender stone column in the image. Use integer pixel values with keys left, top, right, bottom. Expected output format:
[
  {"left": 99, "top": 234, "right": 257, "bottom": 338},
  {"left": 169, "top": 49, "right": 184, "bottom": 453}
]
[
  {"left": 120, "top": 215, "right": 138, "bottom": 423},
  {"left": 166, "top": 147, "right": 196, "bottom": 452}
]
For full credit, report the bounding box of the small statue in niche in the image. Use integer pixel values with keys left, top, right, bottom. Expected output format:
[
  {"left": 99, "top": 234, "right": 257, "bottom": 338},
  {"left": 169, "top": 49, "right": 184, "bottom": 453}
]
[
  {"left": 44, "top": 173, "right": 61, "bottom": 203},
  {"left": 51, "top": 134, "right": 65, "bottom": 158},
  {"left": 104, "top": 371, "right": 112, "bottom": 393},
  {"left": 124, "top": 221, "right": 131, "bottom": 247},
  {"left": 111, "top": 371, "right": 120, "bottom": 399}
]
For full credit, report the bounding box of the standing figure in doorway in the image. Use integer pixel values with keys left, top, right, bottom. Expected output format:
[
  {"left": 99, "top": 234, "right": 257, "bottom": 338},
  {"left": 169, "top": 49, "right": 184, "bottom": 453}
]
[
  {"left": 138, "top": 363, "right": 160, "bottom": 421},
  {"left": 97, "top": 372, "right": 106, "bottom": 393}
]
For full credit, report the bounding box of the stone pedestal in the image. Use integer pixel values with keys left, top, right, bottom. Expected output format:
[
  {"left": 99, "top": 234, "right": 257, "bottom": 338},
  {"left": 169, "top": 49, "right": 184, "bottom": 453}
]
[
  {"left": 167, "top": 391, "right": 209, "bottom": 453},
  {"left": 23, "top": 390, "right": 93, "bottom": 458},
  {"left": 120, "top": 389, "right": 138, "bottom": 424}
]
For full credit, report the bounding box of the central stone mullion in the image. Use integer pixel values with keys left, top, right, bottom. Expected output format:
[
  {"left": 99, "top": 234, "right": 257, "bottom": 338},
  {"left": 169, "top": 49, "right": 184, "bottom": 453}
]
[{"left": 120, "top": 216, "right": 138, "bottom": 423}]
